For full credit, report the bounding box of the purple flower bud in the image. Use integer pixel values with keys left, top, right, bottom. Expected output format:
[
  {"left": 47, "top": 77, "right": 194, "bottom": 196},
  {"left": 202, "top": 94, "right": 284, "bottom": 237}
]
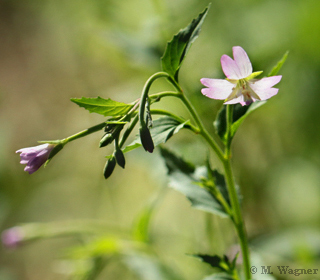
[
  {"left": 1, "top": 227, "right": 25, "bottom": 248},
  {"left": 16, "top": 143, "right": 55, "bottom": 174}
]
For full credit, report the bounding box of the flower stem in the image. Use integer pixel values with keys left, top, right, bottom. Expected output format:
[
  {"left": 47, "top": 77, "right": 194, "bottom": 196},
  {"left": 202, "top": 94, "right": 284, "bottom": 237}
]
[
  {"left": 178, "top": 93, "right": 225, "bottom": 163},
  {"left": 223, "top": 158, "right": 251, "bottom": 279},
  {"left": 139, "top": 72, "right": 172, "bottom": 129},
  {"left": 224, "top": 105, "right": 251, "bottom": 279},
  {"left": 62, "top": 122, "right": 106, "bottom": 144}
]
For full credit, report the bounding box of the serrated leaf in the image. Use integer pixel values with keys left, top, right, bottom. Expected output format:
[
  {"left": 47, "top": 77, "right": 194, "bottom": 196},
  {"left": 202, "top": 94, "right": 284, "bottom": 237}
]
[
  {"left": 214, "top": 102, "right": 266, "bottom": 143},
  {"left": 123, "top": 117, "right": 190, "bottom": 154},
  {"left": 159, "top": 147, "right": 229, "bottom": 217},
  {"left": 268, "top": 51, "right": 289, "bottom": 77},
  {"left": 194, "top": 255, "right": 228, "bottom": 272},
  {"left": 71, "top": 97, "right": 133, "bottom": 117},
  {"left": 161, "top": 6, "right": 209, "bottom": 81},
  {"left": 203, "top": 273, "right": 235, "bottom": 280}
]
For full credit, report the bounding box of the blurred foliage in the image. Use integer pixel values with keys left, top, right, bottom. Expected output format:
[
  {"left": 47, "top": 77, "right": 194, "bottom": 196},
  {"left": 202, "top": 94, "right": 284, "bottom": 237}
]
[{"left": 1, "top": 0, "right": 320, "bottom": 279}]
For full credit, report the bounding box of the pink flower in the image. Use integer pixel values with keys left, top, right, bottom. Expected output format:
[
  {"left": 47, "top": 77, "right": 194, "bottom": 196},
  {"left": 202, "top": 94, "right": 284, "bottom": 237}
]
[
  {"left": 201, "top": 46, "right": 282, "bottom": 106},
  {"left": 16, "top": 143, "right": 55, "bottom": 174}
]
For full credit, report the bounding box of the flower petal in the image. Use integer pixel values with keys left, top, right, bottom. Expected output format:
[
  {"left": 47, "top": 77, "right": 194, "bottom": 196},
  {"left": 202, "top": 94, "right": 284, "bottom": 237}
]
[
  {"left": 200, "top": 78, "right": 234, "bottom": 100},
  {"left": 224, "top": 95, "right": 244, "bottom": 105},
  {"left": 232, "top": 46, "right": 252, "bottom": 79},
  {"left": 221, "top": 46, "right": 253, "bottom": 79},
  {"left": 249, "top": 76, "right": 282, "bottom": 100},
  {"left": 221, "top": 55, "right": 242, "bottom": 79}
]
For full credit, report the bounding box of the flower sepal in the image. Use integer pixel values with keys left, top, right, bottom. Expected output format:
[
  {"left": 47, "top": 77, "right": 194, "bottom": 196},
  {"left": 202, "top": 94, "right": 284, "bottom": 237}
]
[
  {"left": 245, "top": 71, "right": 263, "bottom": 81},
  {"left": 43, "top": 143, "right": 64, "bottom": 167}
]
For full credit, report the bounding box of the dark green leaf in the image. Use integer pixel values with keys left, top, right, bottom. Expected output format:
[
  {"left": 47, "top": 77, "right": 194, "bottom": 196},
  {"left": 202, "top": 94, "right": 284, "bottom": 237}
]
[
  {"left": 71, "top": 97, "right": 133, "bottom": 117},
  {"left": 160, "top": 145, "right": 195, "bottom": 175},
  {"left": 125, "top": 116, "right": 190, "bottom": 154},
  {"left": 161, "top": 6, "right": 209, "bottom": 81},
  {"left": 159, "top": 147, "right": 229, "bottom": 217},
  {"left": 194, "top": 255, "right": 228, "bottom": 272},
  {"left": 151, "top": 117, "right": 190, "bottom": 149},
  {"left": 268, "top": 51, "right": 289, "bottom": 77},
  {"left": 214, "top": 102, "right": 266, "bottom": 143}
]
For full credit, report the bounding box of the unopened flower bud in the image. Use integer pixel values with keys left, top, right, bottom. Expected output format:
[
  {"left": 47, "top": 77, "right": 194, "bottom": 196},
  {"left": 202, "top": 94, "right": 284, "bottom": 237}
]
[
  {"left": 139, "top": 126, "right": 154, "bottom": 153},
  {"left": 103, "top": 157, "right": 116, "bottom": 179},
  {"left": 16, "top": 143, "right": 56, "bottom": 174},
  {"left": 114, "top": 149, "right": 125, "bottom": 169}
]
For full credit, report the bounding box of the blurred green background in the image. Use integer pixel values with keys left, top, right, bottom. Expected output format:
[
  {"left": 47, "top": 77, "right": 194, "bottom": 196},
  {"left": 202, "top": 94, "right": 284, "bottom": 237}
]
[{"left": 1, "top": 0, "right": 320, "bottom": 279}]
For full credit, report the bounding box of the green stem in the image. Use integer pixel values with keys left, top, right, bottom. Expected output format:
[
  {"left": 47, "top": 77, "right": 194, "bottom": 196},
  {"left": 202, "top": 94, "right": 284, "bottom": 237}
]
[
  {"left": 178, "top": 93, "right": 225, "bottom": 163},
  {"left": 225, "top": 105, "right": 233, "bottom": 156},
  {"left": 139, "top": 72, "right": 172, "bottom": 128},
  {"left": 224, "top": 105, "right": 251, "bottom": 279},
  {"left": 149, "top": 91, "right": 180, "bottom": 100},
  {"left": 62, "top": 122, "right": 106, "bottom": 144},
  {"left": 223, "top": 159, "right": 251, "bottom": 280},
  {"left": 119, "top": 115, "right": 139, "bottom": 148}
]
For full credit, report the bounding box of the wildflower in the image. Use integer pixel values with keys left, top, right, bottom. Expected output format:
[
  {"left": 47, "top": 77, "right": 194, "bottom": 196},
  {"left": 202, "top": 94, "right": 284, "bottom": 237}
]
[
  {"left": 16, "top": 143, "right": 55, "bottom": 174},
  {"left": 201, "top": 46, "right": 282, "bottom": 106}
]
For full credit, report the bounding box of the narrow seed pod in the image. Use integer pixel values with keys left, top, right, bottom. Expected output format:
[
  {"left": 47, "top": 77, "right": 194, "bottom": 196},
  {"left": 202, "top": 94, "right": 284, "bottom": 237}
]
[
  {"left": 103, "top": 157, "right": 116, "bottom": 179},
  {"left": 114, "top": 149, "right": 126, "bottom": 169}
]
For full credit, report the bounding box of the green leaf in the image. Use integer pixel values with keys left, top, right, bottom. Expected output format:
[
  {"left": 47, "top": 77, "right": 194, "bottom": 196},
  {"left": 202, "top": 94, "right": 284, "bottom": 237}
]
[
  {"left": 71, "top": 97, "right": 133, "bottom": 117},
  {"left": 194, "top": 255, "right": 228, "bottom": 272},
  {"left": 268, "top": 51, "right": 289, "bottom": 77},
  {"left": 150, "top": 117, "right": 190, "bottom": 146},
  {"left": 214, "top": 102, "right": 266, "bottom": 143},
  {"left": 124, "top": 253, "right": 183, "bottom": 280},
  {"left": 161, "top": 5, "right": 210, "bottom": 81},
  {"left": 132, "top": 189, "right": 166, "bottom": 243},
  {"left": 159, "top": 147, "right": 229, "bottom": 217},
  {"left": 203, "top": 273, "right": 235, "bottom": 280},
  {"left": 123, "top": 116, "right": 190, "bottom": 154},
  {"left": 194, "top": 254, "right": 238, "bottom": 276}
]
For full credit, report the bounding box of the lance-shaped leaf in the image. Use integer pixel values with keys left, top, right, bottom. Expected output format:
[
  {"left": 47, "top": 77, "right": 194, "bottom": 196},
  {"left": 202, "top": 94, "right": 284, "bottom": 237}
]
[
  {"left": 123, "top": 117, "right": 190, "bottom": 154},
  {"left": 132, "top": 189, "right": 166, "bottom": 243},
  {"left": 159, "top": 147, "right": 229, "bottom": 217},
  {"left": 71, "top": 97, "right": 133, "bottom": 117},
  {"left": 268, "top": 51, "right": 289, "bottom": 77},
  {"left": 161, "top": 5, "right": 210, "bottom": 81},
  {"left": 214, "top": 102, "right": 266, "bottom": 144}
]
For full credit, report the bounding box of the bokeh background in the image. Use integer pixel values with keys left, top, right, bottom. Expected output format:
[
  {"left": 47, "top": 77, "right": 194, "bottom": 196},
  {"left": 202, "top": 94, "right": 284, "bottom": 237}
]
[{"left": 1, "top": 0, "right": 320, "bottom": 279}]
